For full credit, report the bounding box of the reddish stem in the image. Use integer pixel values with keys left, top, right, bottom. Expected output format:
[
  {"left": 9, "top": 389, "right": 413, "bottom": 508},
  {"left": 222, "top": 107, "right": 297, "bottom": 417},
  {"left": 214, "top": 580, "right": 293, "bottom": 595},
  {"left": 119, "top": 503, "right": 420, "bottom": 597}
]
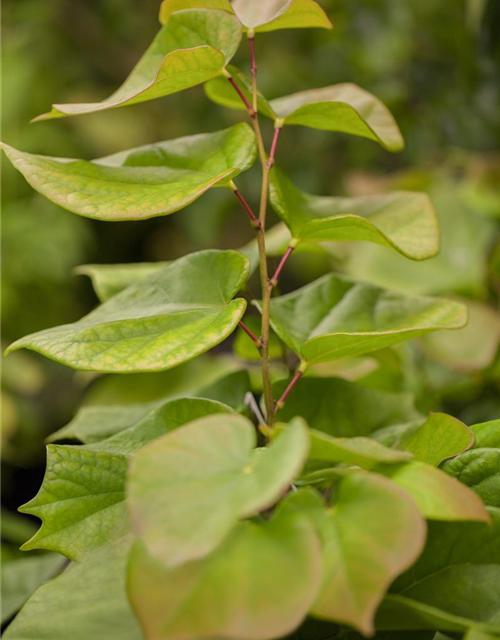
[
  {"left": 267, "top": 127, "right": 282, "bottom": 168},
  {"left": 276, "top": 371, "right": 303, "bottom": 410},
  {"left": 232, "top": 187, "right": 261, "bottom": 229},
  {"left": 239, "top": 321, "right": 262, "bottom": 348},
  {"left": 226, "top": 76, "right": 255, "bottom": 118},
  {"left": 270, "top": 245, "right": 295, "bottom": 288}
]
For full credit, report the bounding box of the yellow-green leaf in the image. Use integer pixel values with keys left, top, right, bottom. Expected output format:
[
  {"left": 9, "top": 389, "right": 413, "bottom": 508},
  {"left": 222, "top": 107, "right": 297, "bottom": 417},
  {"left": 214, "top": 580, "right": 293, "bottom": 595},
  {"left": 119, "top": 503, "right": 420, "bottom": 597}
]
[
  {"left": 232, "top": 0, "right": 332, "bottom": 32},
  {"left": 259, "top": 273, "right": 467, "bottom": 367},
  {"left": 33, "top": 9, "right": 242, "bottom": 120},
  {"left": 270, "top": 83, "right": 404, "bottom": 151},
  {"left": 2, "top": 124, "right": 256, "bottom": 221},
  {"left": 159, "top": 0, "right": 234, "bottom": 25},
  {"left": 6, "top": 250, "right": 250, "bottom": 373},
  {"left": 269, "top": 168, "right": 439, "bottom": 260}
]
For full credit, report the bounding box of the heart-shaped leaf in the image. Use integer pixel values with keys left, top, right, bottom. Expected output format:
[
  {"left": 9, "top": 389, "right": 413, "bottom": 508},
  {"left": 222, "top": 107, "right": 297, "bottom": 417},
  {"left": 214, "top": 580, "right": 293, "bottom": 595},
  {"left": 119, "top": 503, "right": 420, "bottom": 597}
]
[
  {"left": 19, "top": 446, "right": 129, "bottom": 561},
  {"left": 127, "top": 508, "right": 322, "bottom": 640},
  {"left": 308, "top": 430, "right": 413, "bottom": 469},
  {"left": 2, "top": 124, "right": 256, "bottom": 221},
  {"left": 22, "top": 398, "right": 233, "bottom": 560},
  {"left": 1, "top": 554, "right": 66, "bottom": 625},
  {"left": 231, "top": 0, "right": 332, "bottom": 32},
  {"left": 159, "top": 0, "right": 234, "bottom": 25},
  {"left": 3, "top": 540, "right": 142, "bottom": 640},
  {"left": 270, "top": 84, "right": 404, "bottom": 151},
  {"left": 269, "top": 169, "right": 439, "bottom": 260},
  {"left": 76, "top": 263, "right": 168, "bottom": 302},
  {"left": 128, "top": 415, "right": 309, "bottom": 567},
  {"left": 6, "top": 250, "right": 250, "bottom": 373},
  {"left": 259, "top": 273, "right": 467, "bottom": 368},
  {"left": 382, "top": 461, "right": 490, "bottom": 523},
  {"left": 377, "top": 508, "right": 500, "bottom": 635},
  {"left": 401, "top": 413, "right": 475, "bottom": 466},
  {"left": 84, "top": 397, "right": 235, "bottom": 456},
  {"left": 285, "top": 474, "right": 425, "bottom": 635},
  {"left": 274, "top": 377, "right": 420, "bottom": 438},
  {"left": 33, "top": 9, "right": 242, "bottom": 121}
]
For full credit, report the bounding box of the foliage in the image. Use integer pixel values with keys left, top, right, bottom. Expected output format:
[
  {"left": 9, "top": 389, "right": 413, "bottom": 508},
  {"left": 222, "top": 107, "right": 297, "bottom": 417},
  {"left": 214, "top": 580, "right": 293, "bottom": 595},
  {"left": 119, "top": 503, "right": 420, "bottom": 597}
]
[{"left": 2, "top": 1, "right": 500, "bottom": 639}]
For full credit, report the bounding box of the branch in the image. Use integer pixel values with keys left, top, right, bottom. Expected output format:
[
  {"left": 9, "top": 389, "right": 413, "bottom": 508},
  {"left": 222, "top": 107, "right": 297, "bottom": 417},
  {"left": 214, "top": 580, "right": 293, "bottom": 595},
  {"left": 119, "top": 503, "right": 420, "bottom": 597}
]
[
  {"left": 267, "top": 125, "right": 283, "bottom": 169},
  {"left": 270, "top": 244, "right": 295, "bottom": 288},
  {"left": 224, "top": 70, "right": 255, "bottom": 118},
  {"left": 276, "top": 370, "right": 304, "bottom": 411},
  {"left": 239, "top": 321, "right": 263, "bottom": 349},
  {"left": 231, "top": 182, "right": 261, "bottom": 229}
]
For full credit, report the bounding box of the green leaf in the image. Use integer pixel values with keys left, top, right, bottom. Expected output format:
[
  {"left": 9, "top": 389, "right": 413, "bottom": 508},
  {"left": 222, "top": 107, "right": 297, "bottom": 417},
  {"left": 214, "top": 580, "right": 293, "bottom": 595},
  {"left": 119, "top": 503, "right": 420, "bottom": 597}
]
[
  {"left": 19, "top": 446, "right": 129, "bottom": 560},
  {"left": 231, "top": 0, "right": 333, "bottom": 32},
  {"left": 1, "top": 554, "right": 65, "bottom": 624},
  {"left": 83, "top": 397, "right": 235, "bottom": 456},
  {"left": 465, "top": 630, "right": 500, "bottom": 640},
  {"left": 308, "top": 430, "right": 413, "bottom": 469},
  {"left": 33, "top": 9, "right": 242, "bottom": 120},
  {"left": 377, "top": 507, "right": 500, "bottom": 634},
  {"left": 127, "top": 508, "right": 322, "bottom": 640},
  {"left": 159, "top": 0, "right": 234, "bottom": 25},
  {"left": 419, "top": 301, "right": 500, "bottom": 371},
  {"left": 3, "top": 540, "right": 142, "bottom": 640},
  {"left": 269, "top": 169, "right": 439, "bottom": 260},
  {"left": 260, "top": 273, "right": 467, "bottom": 367},
  {"left": 204, "top": 65, "right": 277, "bottom": 118},
  {"left": 270, "top": 84, "right": 404, "bottom": 151},
  {"left": 2, "top": 124, "right": 256, "bottom": 221},
  {"left": 305, "top": 473, "right": 426, "bottom": 635},
  {"left": 401, "top": 413, "right": 475, "bottom": 466},
  {"left": 6, "top": 250, "right": 250, "bottom": 372},
  {"left": 382, "top": 461, "right": 490, "bottom": 523},
  {"left": 128, "top": 415, "right": 309, "bottom": 567},
  {"left": 76, "top": 262, "right": 168, "bottom": 302},
  {"left": 274, "top": 376, "right": 420, "bottom": 438},
  {"left": 23, "top": 399, "right": 236, "bottom": 562},
  {"left": 472, "top": 420, "right": 500, "bottom": 449},
  {"left": 442, "top": 449, "right": 500, "bottom": 508}
]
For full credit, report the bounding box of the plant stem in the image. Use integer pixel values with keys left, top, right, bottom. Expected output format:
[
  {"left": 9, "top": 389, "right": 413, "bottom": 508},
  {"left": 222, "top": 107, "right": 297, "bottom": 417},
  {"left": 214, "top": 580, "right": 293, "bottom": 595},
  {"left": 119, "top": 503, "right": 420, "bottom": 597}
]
[
  {"left": 276, "top": 370, "right": 303, "bottom": 411},
  {"left": 239, "top": 321, "right": 262, "bottom": 348},
  {"left": 231, "top": 182, "right": 261, "bottom": 229},
  {"left": 248, "top": 33, "right": 258, "bottom": 113},
  {"left": 270, "top": 244, "right": 295, "bottom": 288},
  {"left": 225, "top": 73, "right": 255, "bottom": 116},
  {"left": 268, "top": 126, "right": 282, "bottom": 168}
]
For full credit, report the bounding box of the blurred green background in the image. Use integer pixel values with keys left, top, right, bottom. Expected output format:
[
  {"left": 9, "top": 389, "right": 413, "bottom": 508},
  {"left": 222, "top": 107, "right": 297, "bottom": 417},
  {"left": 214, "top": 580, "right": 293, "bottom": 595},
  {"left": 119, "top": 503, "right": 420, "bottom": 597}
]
[{"left": 2, "top": 0, "right": 500, "bottom": 523}]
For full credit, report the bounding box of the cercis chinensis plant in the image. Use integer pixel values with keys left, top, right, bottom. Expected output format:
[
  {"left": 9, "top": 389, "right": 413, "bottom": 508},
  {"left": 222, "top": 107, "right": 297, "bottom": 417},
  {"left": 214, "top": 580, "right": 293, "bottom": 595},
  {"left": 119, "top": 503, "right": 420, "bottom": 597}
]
[{"left": 3, "top": 2, "right": 500, "bottom": 640}]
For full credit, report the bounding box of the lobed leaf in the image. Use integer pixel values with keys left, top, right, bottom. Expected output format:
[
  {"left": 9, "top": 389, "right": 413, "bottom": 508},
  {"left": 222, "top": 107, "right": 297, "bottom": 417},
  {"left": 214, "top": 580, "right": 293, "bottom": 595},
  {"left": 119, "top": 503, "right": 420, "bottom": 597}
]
[
  {"left": 127, "top": 415, "right": 309, "bottom": 567},
  {"left": 3, "top": 540, "right": 142, "bottom": 640},
  {"left": 6, "top": 250, "right": 250, "bottom": 373},
  {"left": 19, "top": 446, "right": 129, "bottom": 561},
  {"left": 401, "top": 412, "right": 475, "bottom": 466},
  {"left": 269, "top": 169, "right": 439, "bottom": 260},
  {"left": 33, "top": 10, "right": 242, "bottom": 120},
  {"left": 378, "top": 507, "right": 500, "bottom": 635},
  {"left": 270, "top": 84, "right": 404, "bottom": 151},
  {"left": 231, "top": 0, "right": 333, "bottom": 32},
  {"left": 2, "top": 124, "right": 256, "bottom": 221},
  {"left": 274, "top": 376, "right": 420, "bottom": 438},
  {"left": 127, "top": 508, "right": 322, "bottom": 640},
  {"left": 259, "top": 272, "right": 467, "bottom": 368},
  {"left": 382, "top": 461, "right": 490, "bottom": 523}
]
